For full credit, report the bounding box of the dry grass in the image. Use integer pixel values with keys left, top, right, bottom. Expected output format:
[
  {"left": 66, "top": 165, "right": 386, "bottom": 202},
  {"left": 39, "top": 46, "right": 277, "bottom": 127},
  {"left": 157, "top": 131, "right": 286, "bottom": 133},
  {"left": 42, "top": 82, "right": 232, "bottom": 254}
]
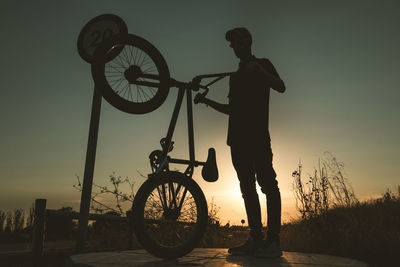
[{"left": 281, "top": 191, "right": 400, "bottom": 266}]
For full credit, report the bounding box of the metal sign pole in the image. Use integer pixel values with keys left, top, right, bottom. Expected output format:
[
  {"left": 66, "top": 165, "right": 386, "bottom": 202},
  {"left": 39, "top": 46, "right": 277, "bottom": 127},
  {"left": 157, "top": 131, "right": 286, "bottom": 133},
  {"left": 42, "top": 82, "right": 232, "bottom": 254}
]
[
  {"left": 76, "top": 87, "right": 102, "bottom": 253},
  {"left": 76, "top": 14, "right": 128, "bottom": 254}
]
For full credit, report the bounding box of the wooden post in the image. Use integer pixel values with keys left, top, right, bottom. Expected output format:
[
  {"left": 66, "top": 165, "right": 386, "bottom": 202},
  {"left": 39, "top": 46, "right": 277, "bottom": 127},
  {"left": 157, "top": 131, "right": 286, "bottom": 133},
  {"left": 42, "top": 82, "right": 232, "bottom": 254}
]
[
  {"left": 126, "top": 210, "right": 133, "bottom": 249},
  {"left": 76, "top": 88, "right": 102, "bottom": 253},
  {"left": 32, "top": 199, "right": 46, "bottom": 257}
]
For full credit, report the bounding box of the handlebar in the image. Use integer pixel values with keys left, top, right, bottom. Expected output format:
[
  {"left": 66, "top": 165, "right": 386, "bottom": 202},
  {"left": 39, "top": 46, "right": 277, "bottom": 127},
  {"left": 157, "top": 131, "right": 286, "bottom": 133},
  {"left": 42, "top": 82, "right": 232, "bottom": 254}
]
[
  {"left": 132, "top": 71, "right": 233, "bottom": 93},
  {"left": 191, "top": 72, "right": 233, "bottom": 104},
  {"left": 191, "top": 72, "right": 233, "bottom": 89},
  {"left": 168, "top": 72, "right": 233, "bottom": 91},
  {"left": 192, "top": 72, "right": 233, "bottom": 81}
]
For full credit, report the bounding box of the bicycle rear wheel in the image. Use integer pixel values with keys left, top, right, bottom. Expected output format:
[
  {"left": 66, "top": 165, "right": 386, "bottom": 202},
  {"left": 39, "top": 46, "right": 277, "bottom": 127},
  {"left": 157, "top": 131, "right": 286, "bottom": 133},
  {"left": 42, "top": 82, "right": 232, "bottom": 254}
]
[
  {"left": 131, "top": 171, "right": 208, "bottom": 259},
  {"left": 91, "top": 34, "right": 170, "bottom": 114}
]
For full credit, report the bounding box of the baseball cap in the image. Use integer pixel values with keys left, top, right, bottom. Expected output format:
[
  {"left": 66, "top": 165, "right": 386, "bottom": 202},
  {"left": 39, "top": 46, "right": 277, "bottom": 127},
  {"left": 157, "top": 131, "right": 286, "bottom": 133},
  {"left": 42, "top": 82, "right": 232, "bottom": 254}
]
[{"left": 225, "top": 27, "right": 252, "bottom": 46}]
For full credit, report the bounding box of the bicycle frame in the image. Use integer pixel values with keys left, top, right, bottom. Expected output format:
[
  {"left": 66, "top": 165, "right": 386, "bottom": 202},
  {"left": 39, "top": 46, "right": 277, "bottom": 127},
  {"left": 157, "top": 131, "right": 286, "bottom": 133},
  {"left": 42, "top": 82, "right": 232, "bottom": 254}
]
[{"left": 154, "top": 72, "right": 233, "bottom": 178}]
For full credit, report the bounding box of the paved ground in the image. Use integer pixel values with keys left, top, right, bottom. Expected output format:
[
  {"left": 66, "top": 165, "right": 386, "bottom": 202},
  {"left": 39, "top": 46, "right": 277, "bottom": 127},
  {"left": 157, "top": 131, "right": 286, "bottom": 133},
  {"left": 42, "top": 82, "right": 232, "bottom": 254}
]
[{"left": 67, "top": 248, "right": 368, "bottom": 267}]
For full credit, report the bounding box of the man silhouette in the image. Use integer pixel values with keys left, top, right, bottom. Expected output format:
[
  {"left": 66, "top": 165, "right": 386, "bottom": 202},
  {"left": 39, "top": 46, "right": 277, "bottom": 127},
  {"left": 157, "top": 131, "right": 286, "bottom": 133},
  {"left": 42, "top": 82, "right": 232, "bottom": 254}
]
[{"left": 195, "top": 27, "right": 285, "bottom": 257}]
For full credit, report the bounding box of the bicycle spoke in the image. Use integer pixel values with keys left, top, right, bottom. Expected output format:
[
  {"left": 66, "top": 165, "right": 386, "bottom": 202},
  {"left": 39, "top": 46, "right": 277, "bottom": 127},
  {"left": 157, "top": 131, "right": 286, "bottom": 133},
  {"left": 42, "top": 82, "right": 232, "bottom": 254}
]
[
  {"left": 128, "top": 45, "right": 135, "bottom": 65},
  {"left": 113, "top": 78, "right": 125, "bottom": 93},
  {"left": 105, "top": 70, "right": 124, "bottom": 74},
  {"left": 106, "top": 64, "right": 125, "bottom": 74},
  {"left": 118, "top": 55, "right": 128, "bottom": 69},
  {"left": 143, "top": 65, "right": 157, "bottom": 74},
  {"left": 161, "top": 184, "right": 168, "bottom": 209},
  {"left": 137, "top": 85, "right": 145, "bottom": 102},
  {"left": 133, "top": 46, "right": 139, "bottom": 65},
  {"left": 148, "top": 86, "right": 157, "bottom": 97},
  {"left": 111, "top": 56, "right": 126, "bottom": 69},
  {"left": 141, "top": 58, "right": 153, "bottom": 68},
  {"left": 127, "top": 84, "right": 133, "bottom": 101},
  {"left": 121, "top": 47, "right": 131, "bottom": 65},
  {"left": 119, "top": 82, "right": 129, "bottom": 98},
  {"left": 108, "top": 77, "right": 125, "bottom": 84},
  {"left": 174, "top": 184, "right": 182, "bottom": 206},
  {"left": 137, "top": 86, "right": 143, "bottom": 102},
  {"left": 169, "top": 182, "right": 177, "bottom": 208},
  {"left": 178, "top": 188, "right": 188, "bottom": 212},
  {"left": 105, "top": 74, "right": 124, "bottom": 78},
  {"left": 137, "top": 49, "right": 143, "bottom": 68},
  {"left": 127, "top": 84, "right": 134, "bottom": 100},
  {"left": 139, "top": 53, "right": 149, "bottom": 67},
  {"left": 138, "top": 85, "right": 151, "bottom": 101},
  {"left": 134, "top": 85, "right": 139, "bottom": 102},
  {"left": 156, "top": 186, "right": 166, "bottom": 210}
]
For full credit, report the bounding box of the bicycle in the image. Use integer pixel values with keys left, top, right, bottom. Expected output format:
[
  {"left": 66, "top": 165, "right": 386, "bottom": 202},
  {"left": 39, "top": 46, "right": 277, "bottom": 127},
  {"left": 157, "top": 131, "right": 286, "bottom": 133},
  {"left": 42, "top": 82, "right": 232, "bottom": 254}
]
[{"left": 91, "top": 33, "right": 233, "bottom": 259}]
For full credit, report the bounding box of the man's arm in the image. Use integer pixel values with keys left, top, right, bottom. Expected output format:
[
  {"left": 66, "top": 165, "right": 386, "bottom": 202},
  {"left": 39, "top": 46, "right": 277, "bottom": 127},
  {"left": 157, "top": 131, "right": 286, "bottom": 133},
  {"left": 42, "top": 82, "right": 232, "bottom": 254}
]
[
  {"left": 260, "top": 69, "right": 286, "bottom": 93},
  {"left": 203, "top": 98, "right": 230, "bottom": 115},
  {"left": 246, "top": 61, "right": 286, "bottom": 93},
  {"left": 194, "top": 93, "right": 230, "bottom": 115}
]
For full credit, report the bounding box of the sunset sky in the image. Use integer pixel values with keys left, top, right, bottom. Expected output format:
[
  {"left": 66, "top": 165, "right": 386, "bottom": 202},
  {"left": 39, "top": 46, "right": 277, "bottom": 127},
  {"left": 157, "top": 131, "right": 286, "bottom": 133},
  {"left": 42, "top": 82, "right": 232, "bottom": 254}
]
[{"left": 1, "top": 1, "right": 399, "bottom": 225}]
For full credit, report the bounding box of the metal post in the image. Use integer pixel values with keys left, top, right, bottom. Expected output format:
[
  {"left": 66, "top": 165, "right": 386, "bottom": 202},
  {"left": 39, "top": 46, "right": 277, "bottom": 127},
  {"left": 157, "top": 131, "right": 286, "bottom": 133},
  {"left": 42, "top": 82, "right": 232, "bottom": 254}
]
[
  {"left": 162, "top": 87, "right": 185, "bottom": 158},
  {"left": 76, "top": 88, "right": 102, "bottom": 253},
  {"left": 186, "top": 88, "right": 195, "bottom": 163},
  {"left": 32, "top": 199, "right": 46, "bottom": 258}
]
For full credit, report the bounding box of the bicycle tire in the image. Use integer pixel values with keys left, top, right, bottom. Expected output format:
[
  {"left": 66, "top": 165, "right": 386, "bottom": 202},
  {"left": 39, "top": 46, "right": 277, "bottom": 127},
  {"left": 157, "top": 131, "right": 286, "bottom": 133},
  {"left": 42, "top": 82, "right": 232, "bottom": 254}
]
[
  {"left": 91, "top": 34, "right": 170, "bottom": 114},
  {"left": 131, "top": 171, "right": 208, "bottom": 259}
]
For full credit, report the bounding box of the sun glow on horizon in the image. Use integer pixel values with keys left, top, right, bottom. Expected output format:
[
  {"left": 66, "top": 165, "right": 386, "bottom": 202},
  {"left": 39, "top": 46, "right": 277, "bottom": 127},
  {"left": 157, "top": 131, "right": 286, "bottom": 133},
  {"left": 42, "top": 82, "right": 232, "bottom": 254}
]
[{"left": 196, "top": 153, "right": 300, "bottom": 225}]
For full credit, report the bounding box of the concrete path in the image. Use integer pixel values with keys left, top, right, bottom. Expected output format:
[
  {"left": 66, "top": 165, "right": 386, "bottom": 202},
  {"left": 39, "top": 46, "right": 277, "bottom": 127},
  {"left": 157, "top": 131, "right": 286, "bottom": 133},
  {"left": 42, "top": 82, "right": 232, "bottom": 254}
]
[{"left": 67, "top": 248, "right": 368, "bottom": 266}]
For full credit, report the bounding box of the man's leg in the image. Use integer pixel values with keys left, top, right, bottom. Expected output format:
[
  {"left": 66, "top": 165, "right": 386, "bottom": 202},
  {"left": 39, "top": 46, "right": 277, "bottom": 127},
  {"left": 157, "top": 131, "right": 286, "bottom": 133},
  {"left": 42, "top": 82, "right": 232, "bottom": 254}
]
[
  {"left": 231, "top": 145, "right": 263, "bottom": 239},
  {"left": 253, "top": 143, "right": 282, "bottom": 258},
  {"left": 228, "top": 145, "right": 263, "bottom": 254},
  {"left": 255, "top": 144, "right": 281, "bottom": 242}
]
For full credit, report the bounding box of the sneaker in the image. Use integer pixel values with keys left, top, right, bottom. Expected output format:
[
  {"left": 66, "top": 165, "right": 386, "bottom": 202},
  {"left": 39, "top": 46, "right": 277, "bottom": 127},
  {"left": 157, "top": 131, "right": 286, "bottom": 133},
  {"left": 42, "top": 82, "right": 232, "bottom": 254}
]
[
  {"left": 228, "top": 236, "right": 263, "bottom": 255},
  {"left": 254, "top": 239, "right": 283, "bottom": 258}
]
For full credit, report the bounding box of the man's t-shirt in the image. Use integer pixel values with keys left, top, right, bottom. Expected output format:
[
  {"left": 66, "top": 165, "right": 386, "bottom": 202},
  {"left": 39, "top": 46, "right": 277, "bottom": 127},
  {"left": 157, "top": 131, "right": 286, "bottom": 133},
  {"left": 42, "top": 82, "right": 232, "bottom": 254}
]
[{"left": 227, "top": 56, "right": 281, "bottom": 147}]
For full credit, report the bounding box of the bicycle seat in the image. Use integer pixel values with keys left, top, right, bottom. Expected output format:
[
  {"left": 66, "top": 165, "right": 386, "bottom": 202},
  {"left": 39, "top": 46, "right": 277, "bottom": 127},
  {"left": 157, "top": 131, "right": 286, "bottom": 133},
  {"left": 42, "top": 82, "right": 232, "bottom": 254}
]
[{"left": 202, "top": 148, "right": 218, "bottom": 182}]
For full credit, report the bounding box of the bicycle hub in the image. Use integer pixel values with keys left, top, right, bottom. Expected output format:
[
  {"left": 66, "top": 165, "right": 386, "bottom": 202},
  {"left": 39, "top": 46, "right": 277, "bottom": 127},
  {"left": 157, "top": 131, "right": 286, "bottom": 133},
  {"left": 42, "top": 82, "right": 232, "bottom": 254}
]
[
  {"left": 163, "top": 208, "right": 179, "bottom": 221},
  {"left": 124, "top": 65, "right": 142, "bottom": 83}
]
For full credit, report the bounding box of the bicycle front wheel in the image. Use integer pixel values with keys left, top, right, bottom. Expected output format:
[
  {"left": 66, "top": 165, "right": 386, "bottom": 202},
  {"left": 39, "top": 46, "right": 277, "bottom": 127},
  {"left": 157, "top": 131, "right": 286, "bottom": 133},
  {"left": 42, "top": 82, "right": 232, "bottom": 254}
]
[
  {"left": 91, "top": 34, "right": 170, "bottom": 114},
  {"left": 132, "top": 171, "right": 208, "bottom": 259}
]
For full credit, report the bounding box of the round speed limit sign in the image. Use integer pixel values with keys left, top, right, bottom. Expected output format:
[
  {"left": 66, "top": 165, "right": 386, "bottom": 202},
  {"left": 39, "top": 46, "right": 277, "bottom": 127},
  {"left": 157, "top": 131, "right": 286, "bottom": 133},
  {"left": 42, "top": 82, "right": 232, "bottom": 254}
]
[{"left": 77, "top": 14, "right": 128, "bottom": 64}]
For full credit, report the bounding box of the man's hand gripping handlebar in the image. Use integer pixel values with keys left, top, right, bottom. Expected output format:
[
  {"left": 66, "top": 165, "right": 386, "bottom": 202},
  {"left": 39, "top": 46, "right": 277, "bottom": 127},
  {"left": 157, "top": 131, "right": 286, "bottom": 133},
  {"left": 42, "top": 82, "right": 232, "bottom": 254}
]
[{"left": 191, "top": 72, "right": 233, "bottom": 104}]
